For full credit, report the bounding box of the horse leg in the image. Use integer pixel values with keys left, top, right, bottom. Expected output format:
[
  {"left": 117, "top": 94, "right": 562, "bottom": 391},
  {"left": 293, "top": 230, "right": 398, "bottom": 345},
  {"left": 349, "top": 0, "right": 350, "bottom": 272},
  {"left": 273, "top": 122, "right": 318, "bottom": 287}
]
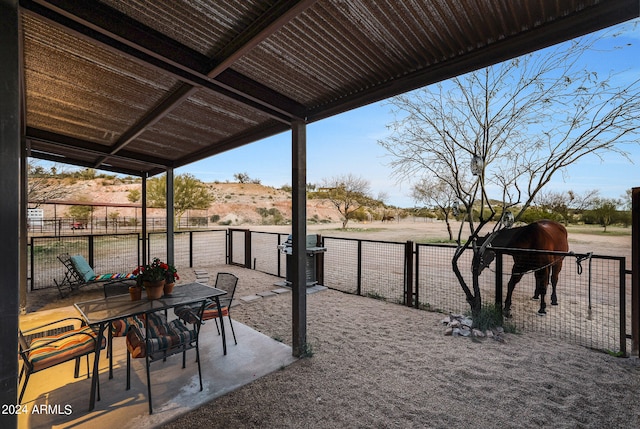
[
  {"left": 532, "top": 285, "right": 540, "bottom": 300},
  {"left": 503, "top": 273, "right": 523, "bottom": 318},
  {"left": 550, "top": 259, "right": 563, "bottom": 306},
  {"left": 535, "top": 269, "right": 548, "bottom": 315}
]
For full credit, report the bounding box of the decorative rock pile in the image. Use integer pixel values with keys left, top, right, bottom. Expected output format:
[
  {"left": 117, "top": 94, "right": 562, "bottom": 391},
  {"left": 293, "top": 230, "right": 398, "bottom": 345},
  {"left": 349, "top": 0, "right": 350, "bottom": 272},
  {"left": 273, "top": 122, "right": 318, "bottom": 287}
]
[{"left": 441, "top": 314, "right": 506, "bottom": 342}]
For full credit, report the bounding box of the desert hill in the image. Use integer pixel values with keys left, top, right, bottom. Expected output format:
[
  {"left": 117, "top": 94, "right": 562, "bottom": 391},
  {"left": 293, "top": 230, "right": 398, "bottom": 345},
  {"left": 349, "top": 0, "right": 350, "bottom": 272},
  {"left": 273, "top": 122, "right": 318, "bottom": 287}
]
[{"left": 33, "top": 179, "right": 343, "bottom": 226}]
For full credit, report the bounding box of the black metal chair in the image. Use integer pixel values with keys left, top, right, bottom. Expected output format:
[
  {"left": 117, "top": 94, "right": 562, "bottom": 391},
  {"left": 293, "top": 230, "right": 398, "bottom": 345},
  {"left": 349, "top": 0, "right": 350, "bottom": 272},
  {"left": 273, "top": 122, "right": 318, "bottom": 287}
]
[
  {"left": 175, "top": 272, "right": 239, "bottom": 346},
  {"left": 125, "top": 303, "right": 206, "bottom": 414},
  {"left": 18, "top": 317, "right": 104, "bottom": 403}
]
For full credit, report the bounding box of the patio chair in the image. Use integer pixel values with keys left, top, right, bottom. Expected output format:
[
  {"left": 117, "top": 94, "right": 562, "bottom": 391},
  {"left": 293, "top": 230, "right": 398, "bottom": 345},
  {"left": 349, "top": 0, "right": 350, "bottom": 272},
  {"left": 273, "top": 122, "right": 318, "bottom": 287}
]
[
  {"left": 54, "top": 253, "right": 136, "bottom": 298},
  {"left": 18, "top": 317, "right": 105, "bottom": 403},
  {"left": 174, "top": 272, "right": 239, "bottom": 347},
  {"left": 106, "top": 315, "right": 145, "bottom": 379},
  {"left": 125, "top": 305, "right": 206, "bottom": 414}
]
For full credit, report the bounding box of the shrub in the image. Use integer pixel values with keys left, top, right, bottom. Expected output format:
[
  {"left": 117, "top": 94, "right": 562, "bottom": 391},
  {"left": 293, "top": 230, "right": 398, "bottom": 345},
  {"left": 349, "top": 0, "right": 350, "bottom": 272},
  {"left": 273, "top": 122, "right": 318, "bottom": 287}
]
[{"left": 470, "top": 304, "right": 503, "bottom": 331}]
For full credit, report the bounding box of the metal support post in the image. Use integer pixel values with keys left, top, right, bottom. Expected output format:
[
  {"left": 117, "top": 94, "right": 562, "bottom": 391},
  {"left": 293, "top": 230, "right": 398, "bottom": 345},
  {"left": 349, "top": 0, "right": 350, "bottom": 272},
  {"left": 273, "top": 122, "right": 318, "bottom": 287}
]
[{"left": 291, "top": 120, "right": 307, "bottom": 357}]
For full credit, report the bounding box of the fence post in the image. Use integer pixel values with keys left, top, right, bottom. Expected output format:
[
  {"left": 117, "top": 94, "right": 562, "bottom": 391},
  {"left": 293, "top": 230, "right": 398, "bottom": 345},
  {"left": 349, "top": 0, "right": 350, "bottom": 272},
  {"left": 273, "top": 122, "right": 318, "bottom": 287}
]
[
  {"left": 316, "top": 234, "right": 324, "bottom": 286},
  {"left": 137, "top": 232, "right": 141, "bottom": 267},
  {"left": 632, "top": 187, "right": 640, "bottom": 356},
  {"left": 88, "top": 235, "right": 95, "bottom": 268},
  {"left": 357, "top": 240, "right": 362, "bottom": 296},
  {"left": 245, "top": 230, "right": 252, "bottom": 269},
  {"left": 189, "top": 231, "right": 194, "bottom": 268},
  {"left": 414, "top": 244, "right": 420, "bottom": 309},
  {"left": 495, "top": 250, "right": 503, "bottom": 317},
  {"left": 404, "top": 240, "right": 414, "bottom": 306},
  {"left": 620, "top": 257, "right": 627, "bottom": 356},
  {"left": 29, "top": 236, "right": 34, "bottom": 291}
]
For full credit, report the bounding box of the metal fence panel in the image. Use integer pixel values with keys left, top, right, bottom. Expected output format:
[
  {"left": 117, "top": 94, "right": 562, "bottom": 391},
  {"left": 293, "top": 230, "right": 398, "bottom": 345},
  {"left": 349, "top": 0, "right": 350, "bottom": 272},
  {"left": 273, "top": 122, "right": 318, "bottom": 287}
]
[
  {"left": 191, "top": 230, "right": 227, "bottom": 267},
  {"left": 229, "top": 229, "right": 247, "bottom": 266},
  {"left": 495, "top": 250, "right": 626, "bottom": 354},
  {"left": 147, "top": 232, "right": 167, "bottom": 263},
  {"left": 360, "top": 240, "right": 406, "bottom": 303},
  {"left": 416, "top": 244, "right": 466, "bottom": 314},
  {"left": 250, "top": 231, "right": 287, "bottom": 276},
  {"left": 323, "top": 237, "right": 359, "bottom": 294},
  {"left": 91, "top": 234, "right": 140, "bottom": 275},
  {"left": 415, "top": 244, "right": 496, "bottom": 314},
  {"left": 31, "top": 233, "right": 139, "bottom": 290}
]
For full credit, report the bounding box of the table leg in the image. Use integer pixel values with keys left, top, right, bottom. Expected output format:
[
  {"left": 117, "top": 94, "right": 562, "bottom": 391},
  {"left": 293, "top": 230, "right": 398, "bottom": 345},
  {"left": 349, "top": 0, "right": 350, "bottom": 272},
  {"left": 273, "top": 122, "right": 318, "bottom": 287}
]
[
  {"left": 89, "top": 322, "right": 105, "bottom": 411},
  {"left": 215, "top": 296, "right": 227, "bottom": 355},
  {"left": 108, "top": 324, "right": 114, "bottom": 379}
]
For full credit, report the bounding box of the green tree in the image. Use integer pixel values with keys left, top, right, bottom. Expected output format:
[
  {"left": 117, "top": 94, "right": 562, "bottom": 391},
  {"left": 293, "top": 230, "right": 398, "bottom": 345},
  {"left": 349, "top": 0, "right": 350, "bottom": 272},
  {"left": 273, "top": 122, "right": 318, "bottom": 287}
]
[
  {"left": 587, "top": 198, "right": 621, "bottom": 232},
  {"left": 147, "top": 174, "right": 213, "bottom": 224},
  {"left": 412, "top": 177, "right": 457, "bottom": 240},
  {"left": 67, "top": 204, "right": 93, "bottom": 223},
  {"left": 321, "top": 174, "right": 373, "bottom": 228},
  {"left": 233, "top": 172, "right": 261, "bottom": 184},
  {"left": 77, "top": 168, "right": 97, "bottom": 180},
  {"left": 127, "top": 189, "right": 141, "bottom": 203}
]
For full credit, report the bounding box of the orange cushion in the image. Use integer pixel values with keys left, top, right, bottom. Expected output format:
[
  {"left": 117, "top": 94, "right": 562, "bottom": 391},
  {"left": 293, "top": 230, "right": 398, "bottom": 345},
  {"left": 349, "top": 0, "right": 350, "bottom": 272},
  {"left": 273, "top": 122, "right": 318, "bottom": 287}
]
[
  {"left": 27, "top": 326, "right": 104, "bottom": 372},
  {"left": 111, "top": 316, "right": 145, "bottom": 337},
  {"left": 175, "top": 301, "right": 228, "bottom": 324}
]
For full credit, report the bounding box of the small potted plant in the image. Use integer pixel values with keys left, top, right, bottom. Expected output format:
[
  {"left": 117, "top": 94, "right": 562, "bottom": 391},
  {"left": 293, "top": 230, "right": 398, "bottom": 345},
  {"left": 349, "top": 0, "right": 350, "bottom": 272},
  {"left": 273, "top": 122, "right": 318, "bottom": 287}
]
[
  {"left": 164, "top": 263, "right": 179, "bottom": 296},
  {"left": 132, "top": 258, "right": 170, "bottom": 300}
]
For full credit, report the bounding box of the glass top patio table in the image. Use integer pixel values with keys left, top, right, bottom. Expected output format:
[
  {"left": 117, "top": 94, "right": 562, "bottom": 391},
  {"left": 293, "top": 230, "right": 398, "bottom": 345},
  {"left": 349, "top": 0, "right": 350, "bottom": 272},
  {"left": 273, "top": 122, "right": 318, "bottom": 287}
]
[
  {"left": 74, "top": 282, "right": 227, "bottom": 411},
  {"left": 74, "top": 282, "right": 226, "bottom": 325}
]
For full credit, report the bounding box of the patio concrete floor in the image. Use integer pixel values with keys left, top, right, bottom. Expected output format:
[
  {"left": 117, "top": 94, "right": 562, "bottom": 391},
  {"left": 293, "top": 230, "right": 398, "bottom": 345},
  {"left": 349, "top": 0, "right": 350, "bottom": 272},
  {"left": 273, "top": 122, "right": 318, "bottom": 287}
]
[{"left": 18, "top": 305, "right": 297, "bottom": 429}]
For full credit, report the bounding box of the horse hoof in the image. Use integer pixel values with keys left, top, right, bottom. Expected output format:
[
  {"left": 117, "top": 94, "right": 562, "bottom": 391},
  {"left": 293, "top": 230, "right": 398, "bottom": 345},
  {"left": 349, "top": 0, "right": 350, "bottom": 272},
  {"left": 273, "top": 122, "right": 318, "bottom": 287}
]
[
  {"left": 551, "top": 302, "right": 558, "bottom": 306},
  {"left": 531, "top": 296, "right": 539, "bottom": 301},
  {"left": 537, "top": 310, "right": 546, "bottom": 316}
]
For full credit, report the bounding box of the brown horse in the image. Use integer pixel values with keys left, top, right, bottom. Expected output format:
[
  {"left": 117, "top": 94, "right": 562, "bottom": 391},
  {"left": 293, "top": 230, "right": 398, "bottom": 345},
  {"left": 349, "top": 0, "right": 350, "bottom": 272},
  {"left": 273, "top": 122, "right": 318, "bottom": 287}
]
[{"left": 478, "top": 220, "right": 569, "bottom": 317}]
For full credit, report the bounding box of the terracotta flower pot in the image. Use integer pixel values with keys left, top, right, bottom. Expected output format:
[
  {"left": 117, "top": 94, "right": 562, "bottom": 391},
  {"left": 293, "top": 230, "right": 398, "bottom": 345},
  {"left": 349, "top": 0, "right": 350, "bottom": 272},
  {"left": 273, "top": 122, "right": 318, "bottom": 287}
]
[
  {"left": 163, "top": 282, "right": 175, "bottom": 296},
  {"left": 129, "top": 286, "right": 142, "bottom": 301},
  {"left": 144, "top": 280, "right": 165, "bottom": 300}
]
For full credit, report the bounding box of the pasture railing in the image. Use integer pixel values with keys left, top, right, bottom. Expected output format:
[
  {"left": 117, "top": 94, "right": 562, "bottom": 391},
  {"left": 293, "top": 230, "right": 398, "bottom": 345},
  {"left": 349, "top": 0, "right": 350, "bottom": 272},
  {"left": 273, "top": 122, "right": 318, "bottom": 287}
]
[{"left": 28, "top": 229, "right": 629, "bottom": 355}]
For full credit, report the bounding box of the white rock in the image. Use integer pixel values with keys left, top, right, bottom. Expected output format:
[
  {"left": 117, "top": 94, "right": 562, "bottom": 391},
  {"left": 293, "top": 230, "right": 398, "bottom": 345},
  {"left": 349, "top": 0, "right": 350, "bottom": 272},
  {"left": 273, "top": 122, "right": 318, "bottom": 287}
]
[{"left": 458, "top": 327, "right": 471, "bottom": 337}]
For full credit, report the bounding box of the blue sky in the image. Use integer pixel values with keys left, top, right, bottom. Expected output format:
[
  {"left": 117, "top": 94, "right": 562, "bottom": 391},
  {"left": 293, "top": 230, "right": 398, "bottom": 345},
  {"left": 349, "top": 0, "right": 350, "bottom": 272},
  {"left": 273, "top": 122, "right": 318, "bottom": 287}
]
[{"left": 181, "top": 18, "right": 640, "bottom": 208}]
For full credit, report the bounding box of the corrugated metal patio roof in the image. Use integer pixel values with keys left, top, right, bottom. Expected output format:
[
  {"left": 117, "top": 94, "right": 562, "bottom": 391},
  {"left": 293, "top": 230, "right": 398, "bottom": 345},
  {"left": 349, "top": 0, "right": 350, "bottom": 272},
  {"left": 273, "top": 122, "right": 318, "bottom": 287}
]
[{"left": 20, "top": 0, "right": 640, "bottom": 177}]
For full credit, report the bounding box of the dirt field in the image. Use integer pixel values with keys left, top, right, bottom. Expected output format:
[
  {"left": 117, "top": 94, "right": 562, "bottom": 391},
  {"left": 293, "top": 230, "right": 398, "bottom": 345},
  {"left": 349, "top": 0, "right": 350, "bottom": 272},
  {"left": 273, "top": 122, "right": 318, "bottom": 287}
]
[{"left": 167, "top": 221, "right": 639, "bottom": 429}]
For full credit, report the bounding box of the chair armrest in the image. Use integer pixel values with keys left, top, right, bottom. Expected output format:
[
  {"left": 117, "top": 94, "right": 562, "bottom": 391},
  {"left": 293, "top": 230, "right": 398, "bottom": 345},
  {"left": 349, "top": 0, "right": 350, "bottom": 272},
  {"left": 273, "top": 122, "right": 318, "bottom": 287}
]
[
  {"left": 176, "top": 307, "right": 202, "bottom": 326},
  {"left": 20, "top": 317, "right": 86, "bottom": 334}
]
